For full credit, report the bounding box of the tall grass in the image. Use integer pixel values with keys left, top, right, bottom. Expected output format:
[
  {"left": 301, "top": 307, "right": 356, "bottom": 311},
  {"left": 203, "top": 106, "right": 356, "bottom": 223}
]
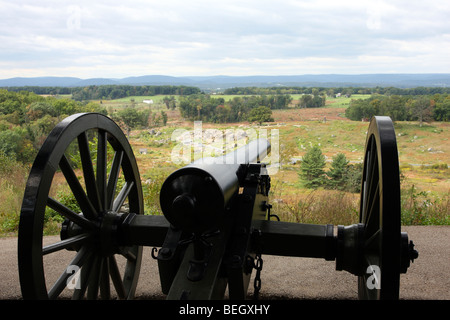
[
  {"left": 271, "top": 179, "right": 449, "bottom": 226},
  {"left": 0, "top": 152, "right": 29, "bottom": 235},
  {"left": 272, "top": 190, "right": 360, "bottom": 225},
  {"left": 401, "top": 184, "right": 449, "bottom": 225},
  {"left": 0, "top": 155, "right": 448, "bottom": 237}
]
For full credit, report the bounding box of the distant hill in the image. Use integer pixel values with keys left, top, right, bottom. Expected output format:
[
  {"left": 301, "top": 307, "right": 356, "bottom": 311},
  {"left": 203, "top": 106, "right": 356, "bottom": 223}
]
[
  {"left": 1, "top": 74, "right": 450, "bottom": 89},
  {"left": 0, "top": 76, "right": 82, "bottom": 87}
]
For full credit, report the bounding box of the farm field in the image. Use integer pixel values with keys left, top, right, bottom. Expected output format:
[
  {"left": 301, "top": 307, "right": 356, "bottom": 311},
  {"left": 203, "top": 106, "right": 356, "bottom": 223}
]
[
  {"left": 0, "top": 94, "right": 447, "bottom": 237},
  {"left": 121, "top": 94, "right": 448, "bottom": 169},
  {"left": 120, "top": 96, "right": 448, "bottom": 225}
]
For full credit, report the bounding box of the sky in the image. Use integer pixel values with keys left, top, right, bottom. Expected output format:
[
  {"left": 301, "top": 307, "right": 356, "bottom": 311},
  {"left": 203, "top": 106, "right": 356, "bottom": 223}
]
[{"left": 1, "top": 0, "right": 450, "bottom": 79}]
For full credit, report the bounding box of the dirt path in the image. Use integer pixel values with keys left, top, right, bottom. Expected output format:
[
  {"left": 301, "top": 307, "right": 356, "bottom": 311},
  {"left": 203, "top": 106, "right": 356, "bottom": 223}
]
[{"left": 1, "top": 226, "right": 449, "bottom": 300}]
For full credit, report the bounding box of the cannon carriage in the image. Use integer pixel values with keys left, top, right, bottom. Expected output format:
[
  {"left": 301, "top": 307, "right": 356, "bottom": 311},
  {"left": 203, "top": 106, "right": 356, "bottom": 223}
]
[{"left": 18, "top": 112, "right": 418, "bottom": 300}]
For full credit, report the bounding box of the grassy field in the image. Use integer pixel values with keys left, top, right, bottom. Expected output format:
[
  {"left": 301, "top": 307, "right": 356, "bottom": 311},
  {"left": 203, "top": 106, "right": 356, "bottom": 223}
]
[
  {"left": 68, "top": 93, "right": 450, "bottom": 225},
  {"left": 121, "top": 96, "right": 448, "bottom": 226},
  {"left": 0, "top": 95, "right": 448, "bottom": 236}
]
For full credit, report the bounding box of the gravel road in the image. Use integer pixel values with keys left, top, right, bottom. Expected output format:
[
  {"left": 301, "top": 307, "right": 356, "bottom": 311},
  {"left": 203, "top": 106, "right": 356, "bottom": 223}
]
[{"left": 1, "top": 226, "right": 449, "bottom": 300}]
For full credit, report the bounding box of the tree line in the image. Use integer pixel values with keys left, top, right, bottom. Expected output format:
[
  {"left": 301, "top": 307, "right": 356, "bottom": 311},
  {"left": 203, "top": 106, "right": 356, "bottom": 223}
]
[
  {"left": 5, "top": 84, "right": 450, "bottom": 98},
  {"left": 71, "top": 85, "right": 201, "bottom": 101},
  {"left": 178, "top": 94, "right": 292, "bottom": 123},
  {"left": 345, "top": 94, "right": 450, "bottom": 122},
  {"left": 2, "top": 85, "right": 201, "bottom": 101},
  {"left": 224, "top": 86, "right": 450, "bottom": 96}
]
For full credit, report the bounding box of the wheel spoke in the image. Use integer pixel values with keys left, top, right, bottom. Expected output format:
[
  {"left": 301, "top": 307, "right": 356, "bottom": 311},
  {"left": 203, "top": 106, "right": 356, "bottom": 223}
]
[
  {"left": 78, "top": 132, "right": 102, "bottom": 213},
  {"left": 106, "top": 150, "right": 123, "bottom": 211},
  {"left": 87, "top": 255, "right": 102, "bottom": 299},
  {"left": 361, "top": 139, "right": 374, "bottom": 223},
  {"left": 43, "top": 234, "right": 90, "bottom": 255},
  {"left": 118, "top": 246, "right": 137, "bottom": 262},
  {"left": 358, "top": 276, "right": 370, "bottom": 299},
  {"left": 113, "top": 181, "right": 134, "bottom": 213},
  {"left": 365, "top": 182, "right": 380, "bottom": 233},
  {"left": 363, "top": 140, "right": 378, "bottom": 223},
  {"left": 361, "top": 180, "right": 368, "bottom": 223},
  {"left": 72, "top": 254, "right": 94, "bottom": 299},
  {"left": 59, "top": 155, "right": 98, "bottom": 220},
  {"left": 108, "top": 256, "right": 126, "bottom": 299},
  {"left": 100, "top": 257, "right": 111, "bottom": 300},
  {"left": 97, "top": 130, "right": 108, "bottom": 213},
  {"left": 364, "top": 254, "right": 380, "bottom": 274},
  {"left": 48, "top": 246, "right": 91, "bottom": 299},
  {"left": 47, "top": 197, "right": 96, "bottom": 231}
]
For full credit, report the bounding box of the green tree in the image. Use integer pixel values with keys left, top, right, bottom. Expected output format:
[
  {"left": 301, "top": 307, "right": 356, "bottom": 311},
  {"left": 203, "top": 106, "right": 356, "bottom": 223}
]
[
  {"left": 163, "top": 96, "right": 177, "bottom": 110},
  {"left": 0, "top": 127, "right": 35, "bottom": 162},
  {"left": 114, "top": 107, "right": 149, "bottom": 137},
  {"left": 344, "top": 163, "right": 363, "bottom": 193},
  {"left": 327, "top": 153, "right": 349, "bottom": 190},
  {"left": 299, "top": 145, "right": 326, "bottom": 189},
  {"left": 345, "top": 97, "right": 380, "bottom": 121},
  {"left": 26, "top": 101, "right": 56, "bottom": 121},
  {"left": 247, "top": 106, "right": 274, "bottom": 125},
  {"left": 298, "top": 94, "right": 326, "bottom": 108},
  {"left": 412, "top": 97, "right": 433, "bottom": 126},
  {"left": 0, "top": 130, "right": 23, "bottom": 158},
  {"left": 380, "top": 95, "right": 407, "bottom": 121},
  {"left": 433, "top": 100, "right": 450, "bottom": 121},
  {"left": 161, "top": 111, "right": 168, "bottom": 126}
]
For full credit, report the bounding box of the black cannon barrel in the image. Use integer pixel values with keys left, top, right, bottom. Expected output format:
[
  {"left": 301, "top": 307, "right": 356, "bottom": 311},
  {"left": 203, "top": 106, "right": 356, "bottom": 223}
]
[{"left": 160, "top": 138, "right": 270, "bottom": 233}]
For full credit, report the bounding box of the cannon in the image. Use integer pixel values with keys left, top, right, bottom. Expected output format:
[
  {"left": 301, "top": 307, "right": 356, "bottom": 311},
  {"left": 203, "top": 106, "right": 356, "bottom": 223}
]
[{"left": 18, "top": 112, "right": 418, "bottom": 300}]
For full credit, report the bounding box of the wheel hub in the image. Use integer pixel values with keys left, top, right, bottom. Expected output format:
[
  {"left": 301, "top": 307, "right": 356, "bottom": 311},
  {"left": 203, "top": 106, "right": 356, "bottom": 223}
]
[
  {"left": 336, "top": 223, "right": 365, "bottom": 276},
  {"left": 60, "top": 211, "right": 126, "bottom": 257}
]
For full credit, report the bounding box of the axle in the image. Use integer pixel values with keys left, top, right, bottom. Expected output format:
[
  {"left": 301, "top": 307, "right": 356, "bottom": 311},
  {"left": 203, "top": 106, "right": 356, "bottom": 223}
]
[
  {"left": 119, "top": 214, "right": 336, "bottom": 259},
  {"left": 117, "top": 214, "right": 417, "bottom": 277}
]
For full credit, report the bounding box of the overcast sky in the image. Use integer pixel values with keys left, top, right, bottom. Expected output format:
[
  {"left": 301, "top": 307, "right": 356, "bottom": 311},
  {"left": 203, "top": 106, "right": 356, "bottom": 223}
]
[{"left": 1, "top": 0, "right": 449, "bottom": 79}]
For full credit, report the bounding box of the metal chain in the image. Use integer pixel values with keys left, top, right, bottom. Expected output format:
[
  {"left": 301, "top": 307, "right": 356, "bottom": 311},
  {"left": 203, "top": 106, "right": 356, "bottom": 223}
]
[
  {"left": 251, "top": 229, "right": 264, "bottom": 300},
  {"left": 253, "top": 252, "right": 263, "bottom": 300}
]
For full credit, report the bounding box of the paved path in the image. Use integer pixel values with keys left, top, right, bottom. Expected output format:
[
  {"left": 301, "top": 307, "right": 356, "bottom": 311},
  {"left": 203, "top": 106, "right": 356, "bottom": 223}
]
[{"left": 1, "top": 226, "right": 449, "bottom": 300}]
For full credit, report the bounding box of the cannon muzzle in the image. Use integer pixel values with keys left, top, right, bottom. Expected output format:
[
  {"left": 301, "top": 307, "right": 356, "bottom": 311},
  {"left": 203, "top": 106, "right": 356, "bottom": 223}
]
[{"left": 160, "top": 138, "right": 270, "bottom": 233}]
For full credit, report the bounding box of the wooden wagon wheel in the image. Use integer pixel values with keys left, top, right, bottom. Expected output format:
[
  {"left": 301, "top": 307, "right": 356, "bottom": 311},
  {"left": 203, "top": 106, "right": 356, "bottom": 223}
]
[
  {"left": 357, "top": 116, "right": 402, "bottom": 300},
  {"left": 18, "top": 113, "right": 143, "bottom": 300}
]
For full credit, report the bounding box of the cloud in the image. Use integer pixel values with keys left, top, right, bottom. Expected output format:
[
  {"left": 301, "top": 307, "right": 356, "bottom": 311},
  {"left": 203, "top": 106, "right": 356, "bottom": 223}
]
[{"left": 0, "top": 0, "right": 449, "bottom": 78}]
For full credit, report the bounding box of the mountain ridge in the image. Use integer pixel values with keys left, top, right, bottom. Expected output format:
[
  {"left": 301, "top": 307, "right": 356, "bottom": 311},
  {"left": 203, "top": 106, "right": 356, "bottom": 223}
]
[{"left": 1, "top": 74, "right": 450, "bottom": 89}]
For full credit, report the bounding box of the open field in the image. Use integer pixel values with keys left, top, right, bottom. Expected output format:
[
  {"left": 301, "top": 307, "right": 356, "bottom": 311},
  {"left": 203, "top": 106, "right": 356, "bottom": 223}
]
[
  {"left": 121, "top": 99, "right": 448, "bottom": 225},
  {"left": 99, "top": 93, "right": 371, "bottom": 110},
  {"left": 0, "top": 95, "right": 448, "bottom": 237}
]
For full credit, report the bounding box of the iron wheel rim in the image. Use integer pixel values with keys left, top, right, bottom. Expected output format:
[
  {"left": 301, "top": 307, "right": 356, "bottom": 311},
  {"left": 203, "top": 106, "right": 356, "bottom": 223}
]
[
  {"left": 357, "top": 116, "right": 401, "bottom": 300},
  {"left": 18, "top": 113, "right": 143, "bottom": 300}
]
